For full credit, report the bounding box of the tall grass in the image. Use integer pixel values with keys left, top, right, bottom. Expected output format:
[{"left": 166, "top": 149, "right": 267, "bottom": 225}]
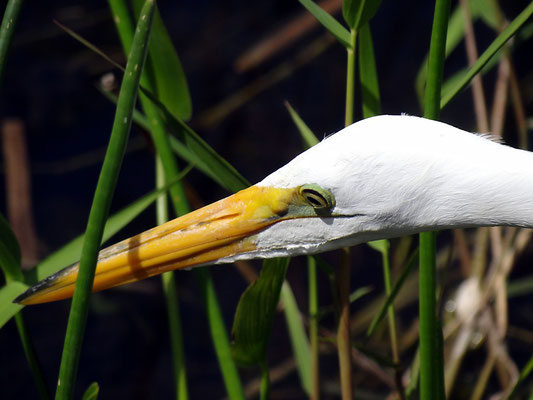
[
  {"left": 1, "top": 1, "right": 533, "bottom": 399},
  {"left": 55, "top": 2, "right": 156, "bottom": 398}
]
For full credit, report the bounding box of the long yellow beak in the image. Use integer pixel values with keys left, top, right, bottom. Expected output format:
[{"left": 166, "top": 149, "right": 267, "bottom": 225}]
[{"left": 16, "top": 185, "right": 299, "bottom": 305}]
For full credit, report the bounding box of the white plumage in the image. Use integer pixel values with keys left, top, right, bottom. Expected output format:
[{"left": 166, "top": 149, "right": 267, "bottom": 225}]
[{"left": 245, "top": 115, "right": 533, "bottom": 260}]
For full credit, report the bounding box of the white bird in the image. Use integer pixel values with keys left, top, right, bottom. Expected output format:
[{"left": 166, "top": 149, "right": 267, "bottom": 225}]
[{"left": 16, "top": 115, "right": 533, "bottom": 305}]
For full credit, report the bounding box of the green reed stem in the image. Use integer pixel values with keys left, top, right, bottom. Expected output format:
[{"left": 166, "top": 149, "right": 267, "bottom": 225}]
[
  {"left": 337, "top": 27, "right": 357, "bottom": 400},
  {"left": 15, "top": 312, "right": 49, "bottom": 399},
  {"left": 109, "top": 3, "right": 243, "bottom": 398},
  {"left": 156, "top": 158, "right": 189, "bottom": 400},
  {"left": 420, "top": 0, "right": 450, "bottom": 399},
  {"left": 308, "top": 256, "right": 319, "bottom": 400},
  {"left": 381, "top": 249, "right": 400, "bottom": 366},
  {"left": 0, "top": 0, "right": 23, "bottom": 85},
  {"left": 55, "top": 2, "right": 155, "bottom": 399}
]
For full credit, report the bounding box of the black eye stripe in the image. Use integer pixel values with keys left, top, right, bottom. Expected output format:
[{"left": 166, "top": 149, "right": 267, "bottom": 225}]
[
  {"left": 302, "top": 190, "right": 327, "bottom": 207},
  {"left": 300, "top": 187, "right": 334, "bottom": 210}
]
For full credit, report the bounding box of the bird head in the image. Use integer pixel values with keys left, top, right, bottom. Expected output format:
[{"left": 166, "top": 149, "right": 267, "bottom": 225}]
[{"left": 18, "top": 115, "right": 521, "bottom": 304}]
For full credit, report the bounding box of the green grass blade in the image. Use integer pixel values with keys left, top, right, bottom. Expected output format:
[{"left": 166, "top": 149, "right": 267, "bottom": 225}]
[
  {"left": 55, "top": 2, "right": 155, "bottom": 398},
  {"left": 0, "top": 212, "right": 23, "bottom": 282},
  {"left": 13, "top": 310, "right": 50, "bottom": 400},
  {"left": 156, "top": 159, "right": 189, "bottom": 400},
  {"left": 160, "top": 109, "right": 250, "bottom": 193},
  {"left": 231, "top": 258, "right": 290, "bottom": 366},
  {"left": 81, "top": 382, "right": 99, "bottom": 400},
  {"left": 367, "top": 248, "right": 418, "bottom": 336},
  {"left": 197, "top": 267, "right": 245, "bottom": 400},
  {"left": 97, "top": 85, "right": 220, "bottom": 187},
  {"left": 0, "top": 0, "right": 23, "bottom": 85},
  {"left": 26, "top": 177, "right": 187, "bottom": 285},
  {"left": 415, "top": 4, "right": 470, "bottom": 105},
  {"left": 358, "top": 23, "right": 381, "bottom": 118},
  {"left": 342, "top": 0, "right": 383, "bottom": 30},
  {"left": 14, "top": 310, "right": 49, "bottom": 399},
  {"left": 420, "top": 0, "right": 450, "bottom": 398},
  {"left": 508, "top": 355, "right": 533, "bottom": 399},
  {"left": 110, "top": 3, "right": 244, "bottom": 397},
  {"left": 0, "top": 281, "right": 25, "bottom": 327},
  {"left": 308, "top": 256, "right": 319, "bottom": 398},
  {"left": 284, "top": 101, "right": 319, "bottom": 147},
  {"left": 59, "top": 13, "right": 248, "bottom": 194},
  {"left": 441, "top": 2, "right": 533, "bottom": 109},
  {"left": 280, "top": 279, "right": 312, "bottom": 394},
  {"left": 132, "top": 0, "right": 192, "bottom": 120},
  {"left": 298, "top": 0, "right": 352, "bottom": 48}
]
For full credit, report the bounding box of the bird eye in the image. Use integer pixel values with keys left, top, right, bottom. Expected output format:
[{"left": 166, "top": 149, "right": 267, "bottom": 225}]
[{"left": 299, "top": 184, "right": 335, "bottom": 210}]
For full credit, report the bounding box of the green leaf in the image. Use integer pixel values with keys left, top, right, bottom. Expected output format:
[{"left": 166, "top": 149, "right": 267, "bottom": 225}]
[
  {"left": 0, "top": 0, "right": 24, "bottom": 84},
  {"left": 441, "top": 1, "right": 533, "bottom": 109},
  {"left": 367, "top": 248, "right": 418, "bottom": 336},
  {"left": 56, "top": 2, "right": 156, "bottom": 396},
  {"left": 367, "top": 239, "right": 388, "bottom": 254},
  {"left": 298, "top": 0, "right": 352, "bottom": 48},
  {"left": 284, "top": 101, "right": 319, "bottom": 148},
  {"left": 132, "top": 0, "right": 192, "bottom": 120},
  {"left": 415, "top": 4, "right": 473, "bottom": 105},
  {"left": 358, "top": 23, "right": 381, "bottom": 118},
  {"left": 231, "top": 258, "right": 289, "bottom": 366},
  {"left": 157, "top": 103, "right": 250, "bottom": 193},
  {"left": 0, "top": 212, "right": 23, "bottom": 282},
  {"left": 0, "top": 281, "right": 26, "bottom": 328},
  {"left": 281, "top": 280, "right": 312, "bottom": 394},
  {"left": 58, "top": 12, "right": 248, "bottom": 194},
  {"left": 508, "top": 355, "right": 533, "bottom": 399},
  {"left": 24, "top": 178, "right": 185, "bottom": 286},
  {"left": 81, "top": 382, "right": 99, "bottom": 400},
  {"left": 470, "top": 0, "right": 498, "bottom": 29},
  {"left": 342, "top": 0, "right": 383, "bottom": 30}
]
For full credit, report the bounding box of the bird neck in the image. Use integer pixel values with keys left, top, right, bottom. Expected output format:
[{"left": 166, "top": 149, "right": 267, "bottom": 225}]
[{"left": 419, "top": 142, "right": 533, "bottom": 230}]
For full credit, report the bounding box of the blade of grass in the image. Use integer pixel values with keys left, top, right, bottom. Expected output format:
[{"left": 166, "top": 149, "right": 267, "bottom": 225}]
[
  {"left": 284, "top": 101, "right": 319, "bottom": 147},
  {"left": 420, "top": 0, "right": 450, "bottom": 399},
  {"left": 81, "top": 382, "right": 99, "bottom": 400},
  {"left": 307, "top": 256, "right": 319, "bottom": 399},
  {"left": 197, "top": 267, "right": 245, "bottom": 400},
  {"left": 335, "top": 24, "right": 358, "bottom": 400},
  {"left": 367, "top": 248, "right": 419, "bottom": 336},
  {"left": 55, "top": 2, "right": 155, "bottom": 398},
  {"left": 110, "top": 2, "right": 244, "bottom": 398},
  {"left": 97, "top": 85, "right": 222, "bottom": 188},
  {"left": 358, "top": 22, "right": 381, "bottom": 118},
  {"left": 280, "top": 279, "right": 312, "bottom": 395},
  {"left": 507, "top": 354, "right": 533, "bottom": 399},
  {"left": 342, "top": 0, "right": 383, "bottom": 30},
  {"left": 231, "top": 258, "right": 290, "bottom": 366},
  {"left": 156, "top": 158, "right": 189, "bottom": 400},
  {"left": 57, "top": 19, "right": 249, "bottom": 193},
  {"left": 1, "top": 214, "right": 48, "bottom": 398},
  {"left": 441, "top": 2, "right": 533, "bottom": 109},
  {"left": 142, "top": 4, "right": 192, "bottom": 120},
  {"left": 27, "top": 174, "right": 189, "bottom": 285},
  {"left": 298, "top": 0, "right": 351, "bottom": 48},
  {"left": 0, "top": 0, "right": 23, "bottom": 85},
  {"left": 0, "top": 281, "right": 25, "bottom": 326},
  {"left": 14, "top": 313, "right": 50, "bottom": 399},
  {"left": 0, "top": 212, "right": 23, "bottom": 282}
]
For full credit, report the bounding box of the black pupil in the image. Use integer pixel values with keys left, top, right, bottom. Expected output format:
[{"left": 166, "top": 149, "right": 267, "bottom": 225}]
[{"left": 303, "top": 189, "right": 326, "bottom": 208}]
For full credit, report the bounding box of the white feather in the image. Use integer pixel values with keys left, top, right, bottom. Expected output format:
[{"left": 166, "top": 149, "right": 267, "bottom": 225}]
[{"left": 243, "top": 115, "right": 533, "bottom": 258}]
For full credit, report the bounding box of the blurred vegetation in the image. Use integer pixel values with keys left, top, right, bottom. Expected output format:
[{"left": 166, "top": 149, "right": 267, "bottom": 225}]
[{"left": 0, "top": 0, "right": 533, "bottom": 399}]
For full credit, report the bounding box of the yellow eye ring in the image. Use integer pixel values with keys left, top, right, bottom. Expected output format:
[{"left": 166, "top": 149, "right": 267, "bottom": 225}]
[{"left": 299, "top": 184, "right": 335, "bottom": 210}]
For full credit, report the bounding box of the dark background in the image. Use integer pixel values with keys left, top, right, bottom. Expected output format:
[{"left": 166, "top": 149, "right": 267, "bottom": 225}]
[{"left": 1, "top": 1, "right": 532, "bottom": 398}]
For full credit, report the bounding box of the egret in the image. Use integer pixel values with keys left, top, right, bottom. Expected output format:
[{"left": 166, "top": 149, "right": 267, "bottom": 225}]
[{"left": 15, "top": 114, "right": 533, "bottom": 305}]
